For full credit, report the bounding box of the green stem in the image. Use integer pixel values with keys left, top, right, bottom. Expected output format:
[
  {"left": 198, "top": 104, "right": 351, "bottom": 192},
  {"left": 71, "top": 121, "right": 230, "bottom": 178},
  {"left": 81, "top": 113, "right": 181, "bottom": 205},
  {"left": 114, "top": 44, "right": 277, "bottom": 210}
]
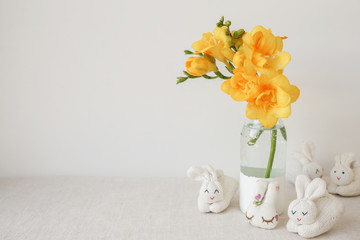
[
  {"left": 265, "top": 129, "right": 277, "bottom": 178},
  {"left": 225, "top": 66, "right": 233, "bottom": 74},
  {"left": 202, "top": 74, "right": 218, "bottom": 79},
  {"left": 228, "top": 61, "right": 235, "bottom": 70},
  {"left": 214, "top": 71, "right": 231, "bottom": 79}
]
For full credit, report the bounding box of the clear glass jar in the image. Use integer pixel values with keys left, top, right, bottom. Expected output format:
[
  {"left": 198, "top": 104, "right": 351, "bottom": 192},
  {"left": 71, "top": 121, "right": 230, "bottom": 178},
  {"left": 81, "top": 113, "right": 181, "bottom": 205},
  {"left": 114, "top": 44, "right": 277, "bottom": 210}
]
[
  {"left": 239, "top": 118, "right": 287, "bottom": 214},
  {"left": 240, "top": 119, "right": 287, "bottom": 178}
]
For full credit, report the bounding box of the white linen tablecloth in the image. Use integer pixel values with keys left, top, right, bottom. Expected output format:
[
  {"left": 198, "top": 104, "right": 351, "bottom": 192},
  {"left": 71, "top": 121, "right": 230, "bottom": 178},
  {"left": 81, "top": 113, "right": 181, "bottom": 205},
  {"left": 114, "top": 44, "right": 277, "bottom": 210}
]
[{"left": 0, "top": 177, "right": 358, "bottom": 240}]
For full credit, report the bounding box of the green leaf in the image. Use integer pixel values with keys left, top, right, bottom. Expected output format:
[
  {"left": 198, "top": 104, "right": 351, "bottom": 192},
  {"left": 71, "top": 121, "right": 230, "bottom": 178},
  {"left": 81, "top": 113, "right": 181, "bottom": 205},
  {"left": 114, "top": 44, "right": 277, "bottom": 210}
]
[
  {"left": 247, "top": 130, "right": 264, "bottom": 146},
  {"left": 176, "top": 77, "right": 188, "bottom": 84},
  {"left": 184, "top": 50, "right": 194, "bottom": 55},
  {"left": 280, "top": 127, "right": 287, "bottom": 141}
]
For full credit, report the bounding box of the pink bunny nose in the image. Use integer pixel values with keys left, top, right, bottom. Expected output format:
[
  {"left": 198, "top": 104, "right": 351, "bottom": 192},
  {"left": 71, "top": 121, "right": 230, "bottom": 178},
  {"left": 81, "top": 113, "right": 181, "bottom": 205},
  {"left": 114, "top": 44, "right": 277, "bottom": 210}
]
[
  {"left": 320, "top": 175, "right": 323, "bottom": 178},
  {"left": 210, "top": 196, "right": 215, "bottom": 200},
  {"left": 297, "top": 218, "right": 301, "bottom": 221},
  {"left": 337, "top": 177, "right": 341, "bottom": 180}
]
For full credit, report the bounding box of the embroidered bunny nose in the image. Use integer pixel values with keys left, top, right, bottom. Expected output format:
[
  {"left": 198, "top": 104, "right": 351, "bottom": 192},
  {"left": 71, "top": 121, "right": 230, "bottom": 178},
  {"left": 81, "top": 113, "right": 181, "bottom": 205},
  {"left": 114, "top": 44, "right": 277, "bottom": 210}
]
[
  {"left": 337, "top": 177, "right": 341, "bottom": 180},
  {"left": 297, "top": 218, "right": 301, "bottom": 221},
  {"left": 210, "top": 196, "right": 215, "bottom": 200},
  {"left": 320, "top": 175, "right": 323, "bottom": 178}
]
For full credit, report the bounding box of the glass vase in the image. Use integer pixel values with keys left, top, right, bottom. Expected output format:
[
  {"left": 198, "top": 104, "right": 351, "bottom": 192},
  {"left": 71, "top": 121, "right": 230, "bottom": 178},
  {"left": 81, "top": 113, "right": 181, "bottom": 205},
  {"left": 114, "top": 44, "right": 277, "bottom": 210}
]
[{"left": 239, "top": 119, "right": 287, "bottom": 214}]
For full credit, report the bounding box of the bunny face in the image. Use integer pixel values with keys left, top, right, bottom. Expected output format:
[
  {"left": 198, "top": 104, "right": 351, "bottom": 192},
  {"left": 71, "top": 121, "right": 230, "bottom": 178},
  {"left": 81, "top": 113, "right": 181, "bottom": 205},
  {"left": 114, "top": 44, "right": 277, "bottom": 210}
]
[
  {"left": 289, "top": 175, "right": 327, "bottom": 225},
  {"left": 199, "top": 180, "right": 224, "bottom": 203},
  {"left": 288, "top": 200, "right": 317, "bottom": 225},
  {"left": 304, "top": 162, "right": 324, "bottom": 180},
  {"left": 330, "top": 164, "right": 353, "bottom": 186},
  {"left": 187, "top": 165, "right": 225, "bottom": 204}
]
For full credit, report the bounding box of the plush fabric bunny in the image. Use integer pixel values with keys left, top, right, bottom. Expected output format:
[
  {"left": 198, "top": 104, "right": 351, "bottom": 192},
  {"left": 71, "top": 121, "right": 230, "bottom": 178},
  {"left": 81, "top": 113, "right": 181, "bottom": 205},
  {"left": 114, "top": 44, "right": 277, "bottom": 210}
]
[
  {"left": 328, "top": 152, "right": 360, "bottom": 196},
  {"left": 187, "top": 165, "right": 238, "bottom": 213},
  {"left": 287, "top": 141, "right": 324, "bottom": 184},
  {"left": 245, "top": 180, "right": 280, "bottom": 229},
  {"left": 287, "top": 175, "right": 344, "bottom": 238}
]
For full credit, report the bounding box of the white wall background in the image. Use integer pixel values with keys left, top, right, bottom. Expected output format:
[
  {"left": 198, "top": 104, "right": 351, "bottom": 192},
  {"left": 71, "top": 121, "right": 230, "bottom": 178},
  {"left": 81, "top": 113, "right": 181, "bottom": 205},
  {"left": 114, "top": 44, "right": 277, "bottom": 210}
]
[{"left": 0, "top": 0, "right": 359, "bottom": 177}]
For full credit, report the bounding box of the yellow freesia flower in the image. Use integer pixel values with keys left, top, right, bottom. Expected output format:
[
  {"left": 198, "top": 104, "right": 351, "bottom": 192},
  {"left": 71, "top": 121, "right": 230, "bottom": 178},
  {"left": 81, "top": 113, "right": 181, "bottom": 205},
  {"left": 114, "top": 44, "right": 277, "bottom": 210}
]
[
  {"left": 192, "top": 27, "right": 235, "bottom": 68},
  {"left": 221, "top": 63, "right": 258, "bottom": 101},
  {"left": 242, "top": 26, "right": 290, "bottom": 75},
  {"left": 185, "top": 55, "right": 218, "bottom": 76},
  {"left": 245, "top": 74, "right": 300, "bottom": 128}
]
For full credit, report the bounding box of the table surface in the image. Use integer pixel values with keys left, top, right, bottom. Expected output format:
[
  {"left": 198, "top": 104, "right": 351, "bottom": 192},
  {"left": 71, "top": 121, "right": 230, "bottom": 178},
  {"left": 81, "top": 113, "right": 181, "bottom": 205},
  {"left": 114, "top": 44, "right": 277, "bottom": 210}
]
[{"left": 0, "top": 177, "right": 358, "bottom": 240}]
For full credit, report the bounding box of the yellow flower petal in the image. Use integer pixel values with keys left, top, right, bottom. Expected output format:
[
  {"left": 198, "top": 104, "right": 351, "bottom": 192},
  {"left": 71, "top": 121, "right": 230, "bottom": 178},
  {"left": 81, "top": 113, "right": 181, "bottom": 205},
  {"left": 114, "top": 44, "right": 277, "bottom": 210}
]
[
  {"left": 191, "top": 38, "right": 210, "bottom": 52},
  {"left": 251, "top": 25, "right": 267, "bottom": 36},
  {"left": 259, "top": 114, "right": 279, "bottom": 129},
  {"left": 272, "top": 74, "right": 290, "bottom": 91},
  {"left": 213, "top": 26, "right": 232, "bottom": 47},
  {"left": 270, "top": 105, "right": 291, "bottom": 118},
  {"left": 222, "top": 47, "right": 235, "bottom": 62},
  {"left": 221, "top": 80, "right": 232, "bottom": 94},
  {"left": 289, "top": 85, "right": 300, "bottom": 103},
  {"left": 275, "top": 36, "right": 284, "bottom": 52},
  {"left": 230, "top": 88, "right": 247, "bottom": 101},
  {"left": 275, "top": 86, "right": 291, "bottom": 107},
  {"left": 185, "top": 56, "right": 217, "bottom": 76},
  {"left": 267, "top": 52, "right": 291, "bottom": 70},
  {"left": 242, "top": 33, "right": 252, "bottom": 46},
  {"left": 253, "top": 52, "right": 267, "bottom": 68},
  {"left": 243, "top": 60, "right": 257, "bottom": 75},
  {"left": 246, "top": 102, "right": 266, "bottom": 119}
]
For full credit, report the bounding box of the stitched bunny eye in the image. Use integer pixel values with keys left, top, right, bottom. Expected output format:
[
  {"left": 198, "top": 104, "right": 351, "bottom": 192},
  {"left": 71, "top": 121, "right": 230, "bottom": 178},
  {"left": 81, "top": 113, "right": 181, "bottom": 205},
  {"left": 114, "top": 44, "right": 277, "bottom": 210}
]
[
  {"left": 214, "top": 189, "right": 219, "bottom": 194},
  {"left": 334, "top": 171, "right": 336, "bottom": 173},
  {"left": 291, "top": 210, "right": 296, "bottom": 215},
  {"left": 342, "top": 172, "right": 345, "bottom": 174},
  {"left": 316, "top": 169, "right": 319, "bottom": 174},
  {"left": 302, "top": 212, "right": 308, "bottom": 216},
  {"left": 204, "top": 190, "right": 209, "bottom": 193}
]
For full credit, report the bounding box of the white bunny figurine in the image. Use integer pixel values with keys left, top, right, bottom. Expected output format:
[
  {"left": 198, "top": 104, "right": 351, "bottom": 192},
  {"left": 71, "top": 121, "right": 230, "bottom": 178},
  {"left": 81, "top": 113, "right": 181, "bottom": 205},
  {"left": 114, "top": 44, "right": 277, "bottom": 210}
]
[
  {"left": 328, "top": 152, "right": 360, "bottom": 196},
  {"left": 287, "top": 175, "right": 344, "bottom": 238},
  {"left": 187, "top": 164, "right": 238, "bottom": 213},
  {"left": 245, "top": 180, "right": 280, "bottom": 229},
  {"left": 287, "top": 141, "right": 324, "bottom": 184}
]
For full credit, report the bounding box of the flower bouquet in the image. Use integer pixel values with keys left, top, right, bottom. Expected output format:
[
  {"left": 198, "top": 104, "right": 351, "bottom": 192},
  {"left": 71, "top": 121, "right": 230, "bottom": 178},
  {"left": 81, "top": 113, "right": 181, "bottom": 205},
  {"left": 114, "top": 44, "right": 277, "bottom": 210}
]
[{"left": 177, "top": 17, "right": 300, "bottom": 213}]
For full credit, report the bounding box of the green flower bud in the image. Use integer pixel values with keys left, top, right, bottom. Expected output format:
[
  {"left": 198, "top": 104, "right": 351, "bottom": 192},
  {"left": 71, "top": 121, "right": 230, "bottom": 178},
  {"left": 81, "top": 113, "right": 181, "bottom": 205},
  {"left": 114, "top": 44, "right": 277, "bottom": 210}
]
[
  {"left": 233, "top": 29, "right": 245, "bottom": 39},
  {"left": 217, "top": 16, "right": 224, "bottom": 27}
]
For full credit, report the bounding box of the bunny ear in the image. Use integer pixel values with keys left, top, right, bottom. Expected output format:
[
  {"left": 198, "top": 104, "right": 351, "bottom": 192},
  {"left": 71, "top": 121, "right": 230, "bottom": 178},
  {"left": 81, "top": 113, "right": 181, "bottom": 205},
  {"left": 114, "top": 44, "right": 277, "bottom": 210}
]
[
  {"left": 340, "top": 152, "right": 355, "bottom": 168},
  {"left": 302, "top": 141, "right": 316, "bottom": 161},
  {"left": 252, "top": 180, "right": 268, "bottom": 201},
  {"left": 304, "top": 178, "right": 327, "bottom": 200},
  {"left": 216, "top": 169, "right": 224, "bottom": 178},
  {"left": 295, "top": 175, "right": 311, "bottom": 199},
  {"left": 292, "top": 152, "right": 310, "bottom": 165},
  {"left": 203, "top": 164, "right": 217, "bottom": 180},
  {"left": 353, "top": 160, "right": 360, "bottom": 168},
  {"left": 334, "top": 155, "right": 341, "bottom": 165},
  {"left": 187, "top": 166, "right": 209, "bottom": 181},
  {"left": 263, "top": 181, "right": 279, "bottom": 205}
]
